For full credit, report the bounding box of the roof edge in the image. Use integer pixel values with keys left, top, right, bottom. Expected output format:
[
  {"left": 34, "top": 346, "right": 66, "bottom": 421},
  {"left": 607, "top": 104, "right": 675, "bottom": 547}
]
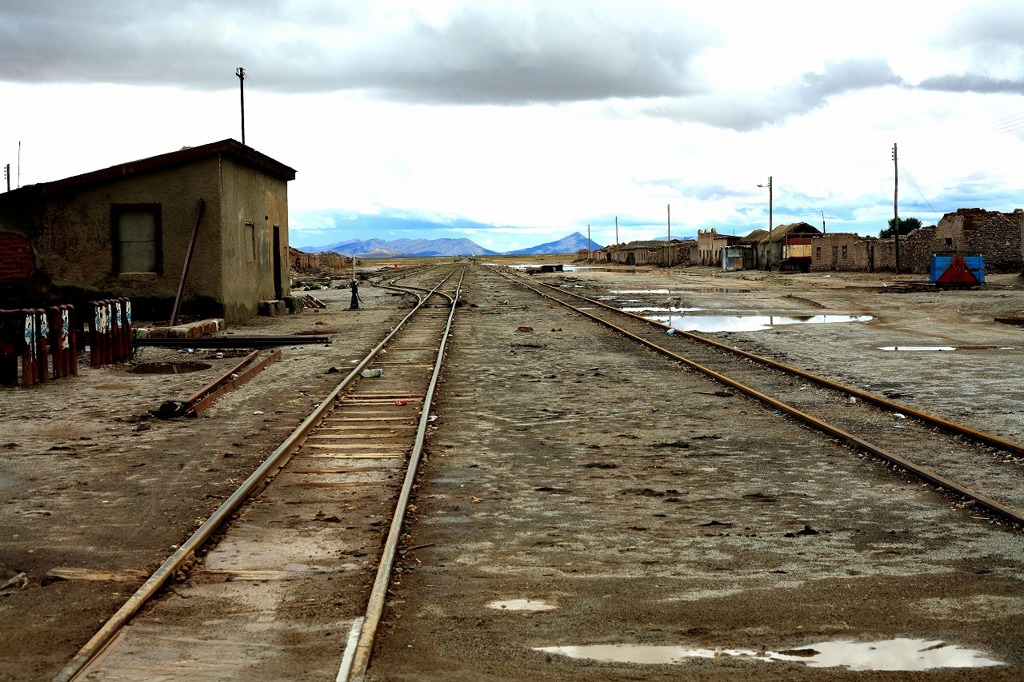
[{"left": 41, "top": 139, "right": 296, "bottom": 193}]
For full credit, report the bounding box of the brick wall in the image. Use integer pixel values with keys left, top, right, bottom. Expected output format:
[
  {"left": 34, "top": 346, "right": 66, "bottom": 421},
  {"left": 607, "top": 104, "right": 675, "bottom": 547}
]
[{"left": 0, "top": 232, "right": 36, "bottom": 282}]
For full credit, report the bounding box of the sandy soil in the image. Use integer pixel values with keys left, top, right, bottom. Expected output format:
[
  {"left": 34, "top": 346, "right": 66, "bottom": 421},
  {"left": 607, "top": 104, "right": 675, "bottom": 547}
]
[
  {"left": 1, "top": 261, "right": 1022, "bottom": 681},
  {"left": 364, "top": 265, "right": 1024, "bottom": 681}
]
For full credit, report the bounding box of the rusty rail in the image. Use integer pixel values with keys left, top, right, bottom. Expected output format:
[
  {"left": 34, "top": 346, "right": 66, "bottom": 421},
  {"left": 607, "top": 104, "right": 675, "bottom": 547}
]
[
  {"left": 500, "top": 268, "right": 1024, "bottom": 529},
  {"left": 538, "top": 279, "right": 1024, "bottom": 458},
  {"left": 56, "top": 267, "right": 462, "bottom": 682},
  {"left": 184, "top": 349, "right": 282, "bottom": 417}
]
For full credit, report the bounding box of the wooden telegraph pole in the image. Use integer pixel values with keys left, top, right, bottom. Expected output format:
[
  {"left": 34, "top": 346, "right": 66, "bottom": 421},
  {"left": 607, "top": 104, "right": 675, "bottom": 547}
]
[
  {"left": 758, "top": 177, "right": 773, "bottom": 271},
  {"left": 893, "top": 142, "right": 900, "bottom": 274},
  {"left": 666, "top": 204, "right": 671, "bottom": 267},
  {"left": 236, "top": 67, "right": 246, "bottom": 145}
]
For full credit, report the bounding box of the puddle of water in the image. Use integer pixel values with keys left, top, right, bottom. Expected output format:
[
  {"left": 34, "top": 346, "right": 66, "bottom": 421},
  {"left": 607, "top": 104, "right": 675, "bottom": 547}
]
[
  {"left": 610, "top": 289, "right": 671, "bottom": 294},
  {"left": 609, "top": 288, "right": 750, "bottom": 294},
  {"left": 535, "top": 638, "right": 1002, "bottom": 671},
  {"left": 486, "top": 599, "right": 557, "bottom": 612},
  {"left": 651, "top": 314, "right": 872, "bottom": 333},
  {"left": 131, "top": 361, "right": 212, "bottom": 374},
  {"left": 879, "top": 346, "right": 956, "bottom": 352},
  {"left": 794, "top": 638, "right": 1003, "bottom": 671},
  {"left": 623, "top": 306, "right": 707, "bottom": 313}
]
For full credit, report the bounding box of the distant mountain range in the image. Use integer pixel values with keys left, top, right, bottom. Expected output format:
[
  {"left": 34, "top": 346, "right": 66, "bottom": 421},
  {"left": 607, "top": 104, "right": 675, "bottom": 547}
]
[{"left": 298, "top": 232, "right": 603, "bottom": 258}]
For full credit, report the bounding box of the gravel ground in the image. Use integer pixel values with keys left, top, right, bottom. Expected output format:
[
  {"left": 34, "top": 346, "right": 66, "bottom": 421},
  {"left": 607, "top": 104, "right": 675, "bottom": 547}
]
[{"left": 1, "top": 261, "right": 1022, "bottom": 681}]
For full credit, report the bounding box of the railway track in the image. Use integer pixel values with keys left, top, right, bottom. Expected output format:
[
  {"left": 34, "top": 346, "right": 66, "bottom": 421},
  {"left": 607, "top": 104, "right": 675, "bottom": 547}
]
[
  {"left": 56, "top": 266, "right": 463, "bottom": 681},
  {"left": 497, "top": 266, "right": 1024, "bottom": 529}
]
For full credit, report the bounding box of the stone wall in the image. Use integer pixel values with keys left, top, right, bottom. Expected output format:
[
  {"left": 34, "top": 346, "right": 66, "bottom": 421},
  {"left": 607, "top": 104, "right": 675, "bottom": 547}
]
[
  {"left": 935, "top": 208, "right": 1022, "bottom": 273},
  {"left": 809, "top": 233, "right": 866, "bottom": 271},
  {"left": 319, "top": 251, "right": 351, "bottom": 272},
  {"left": 289, "top": 247, "right": 318, "bottom": 272}
]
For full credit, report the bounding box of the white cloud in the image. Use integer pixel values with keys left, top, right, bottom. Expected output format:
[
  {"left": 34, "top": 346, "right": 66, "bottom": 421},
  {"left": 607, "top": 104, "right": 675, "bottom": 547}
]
[{"left": 2, "top": 0, "right": 1022, "bottom": 252}]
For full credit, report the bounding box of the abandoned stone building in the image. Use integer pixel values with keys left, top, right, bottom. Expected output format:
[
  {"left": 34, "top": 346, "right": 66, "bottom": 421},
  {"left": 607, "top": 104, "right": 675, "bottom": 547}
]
[
  {"left": 589, "top": 239, "right": 695, "bottom": 267},
  {"left": 933, "top": 208, "right": 1022, "bottom": 272},
  {"left": 739, "top": 222, "right": 821, "bottom": 271},
  {"left": 696, "top": 228, "right": 740, "bottom": 266},
  {"left": 0, "top": 139, "right": 296, "bottom": 323},
  {"left": 289, "top": 247, "right": 353, "bottom": 275},
  {"left": 805, "top": 209, "right": 1023, "bottom": 274}
]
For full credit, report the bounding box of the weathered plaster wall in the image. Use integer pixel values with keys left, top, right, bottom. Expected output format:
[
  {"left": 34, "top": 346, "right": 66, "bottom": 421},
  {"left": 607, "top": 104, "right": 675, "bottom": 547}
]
[
  {"left": 218, "top": 157, "right": 291, "bottom": 322},
  {"left": 25, "top": 159, "right": 223, "bottom": 313}
]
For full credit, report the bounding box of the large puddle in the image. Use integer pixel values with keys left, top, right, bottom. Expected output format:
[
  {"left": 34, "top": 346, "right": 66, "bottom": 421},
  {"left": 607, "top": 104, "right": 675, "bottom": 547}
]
[
  {"left": 637, "top": 313, "right": 872, "bottom": 333},
  {"left": 535, "top": 638, "right": 1003, "bottom": 671},
  {"left": 879, "top": 346, "right": 1007, "bottom": 352},
  {"left": 611, "top": 288, "right": 750, "bottom": 294}
]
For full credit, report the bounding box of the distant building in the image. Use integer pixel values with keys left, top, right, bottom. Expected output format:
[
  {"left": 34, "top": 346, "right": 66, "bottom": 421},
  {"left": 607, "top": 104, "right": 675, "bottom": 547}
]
[
  {"left": 289, "top": 247, "right": 354, "bottom": 275},
  {"left": 590, "top": 239, "right": 695, "bottom": 267},
  {"left": 802, "top": 208, "right": 1023, "bottom": 274},
  {"left": 696, "top": 228, "right": 740, "bottom": 267},
  {"left": 0, "top": 139, "right": 296, "bottom": 323},
  {"left": 738, "top": 222, "right": 820, "bottom": 271}
]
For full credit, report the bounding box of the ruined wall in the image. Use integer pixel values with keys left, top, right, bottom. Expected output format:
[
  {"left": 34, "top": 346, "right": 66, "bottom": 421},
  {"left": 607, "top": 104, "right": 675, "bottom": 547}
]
[
  {"left": 696, "top": 229, "right": 733, "bottom": 266},
  {"left": 319, "top": 251, "right": 350, "bottom": 272},
  {"left": 289, "top": 247, "right": 318, "bottom": 272},
  {"left": 809, "top": 234, "right": 863, "bottom": 271},
  {"left": 807, "top": 228, "right": 936, "bottom": 274},
  {"left": 935, "top": 208, "right": 1023, "bottom": 273}
]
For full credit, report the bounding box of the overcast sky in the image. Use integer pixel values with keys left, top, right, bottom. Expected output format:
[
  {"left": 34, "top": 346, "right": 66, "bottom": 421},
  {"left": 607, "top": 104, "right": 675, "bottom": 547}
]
[{"left": 3, "top": 0, "right": 1023, "bottom": 251}]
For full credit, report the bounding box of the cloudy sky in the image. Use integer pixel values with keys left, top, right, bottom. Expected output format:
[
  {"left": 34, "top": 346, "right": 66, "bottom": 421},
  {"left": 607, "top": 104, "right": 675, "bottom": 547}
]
[{"left": 2, "top": 1, "right": 1023, "bottom": 251}]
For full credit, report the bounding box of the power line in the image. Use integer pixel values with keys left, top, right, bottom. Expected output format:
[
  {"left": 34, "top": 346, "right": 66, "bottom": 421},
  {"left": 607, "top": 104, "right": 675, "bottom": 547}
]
[
  {"left": 991, "top": 112, "right": 1024, "bottom": 134},
  {"left": 899, "top": 166, "right": 937, "bottom": 215},
  {"left": 777, "top": 186, "right": 825, "bottom": 223}
]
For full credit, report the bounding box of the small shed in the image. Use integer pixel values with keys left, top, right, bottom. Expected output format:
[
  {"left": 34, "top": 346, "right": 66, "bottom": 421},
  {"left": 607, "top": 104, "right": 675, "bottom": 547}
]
[{"left": 0, "top": 139, "right": 296, "bottom": 323}]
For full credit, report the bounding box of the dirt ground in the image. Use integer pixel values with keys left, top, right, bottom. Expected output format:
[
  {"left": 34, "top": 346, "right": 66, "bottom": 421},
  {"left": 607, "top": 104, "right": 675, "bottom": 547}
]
[{"left": 1, "top": 261, "right": 1023, "bottom": 680}]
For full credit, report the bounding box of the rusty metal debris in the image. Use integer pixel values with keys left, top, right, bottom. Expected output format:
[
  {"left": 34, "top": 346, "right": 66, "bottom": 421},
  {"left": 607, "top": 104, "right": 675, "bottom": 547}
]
[
  {"left": 150, "top": 349, "right": 282, "bottom": 419},
  {"left": 137, "top": 335, "right": 330, "bottom": 348}
]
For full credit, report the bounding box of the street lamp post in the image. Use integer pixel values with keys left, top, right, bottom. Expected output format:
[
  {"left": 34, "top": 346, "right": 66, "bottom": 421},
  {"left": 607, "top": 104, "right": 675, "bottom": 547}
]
[{"left": 758, "top": 176, "right": 773, "bottom": 271}]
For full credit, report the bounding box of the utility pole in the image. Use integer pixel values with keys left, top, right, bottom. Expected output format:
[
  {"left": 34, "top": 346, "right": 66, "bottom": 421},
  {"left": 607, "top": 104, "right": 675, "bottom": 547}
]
[
  {"left": 587, "top": 224, "right": 592, "bottom": 263},
  {"left": 3, "top": 164, "right": 9, "bottom": 192},
  {"left": 666, "top": 204, "right": 671, "bottom": 267},
  {"left": 892, "top": 142, "right": 900, "bottom": 274},
  {"left": 615, "top": 216, "right": 619, "bottom": 245},
  {"left": 758, "top": 176, "right": 773, "bottom": 271},
  {"left": 820, "top": 210, "right": 826, "bottom": 234},
  {"left": 236, "top": 67, "right": 246, "bottom": 145}
]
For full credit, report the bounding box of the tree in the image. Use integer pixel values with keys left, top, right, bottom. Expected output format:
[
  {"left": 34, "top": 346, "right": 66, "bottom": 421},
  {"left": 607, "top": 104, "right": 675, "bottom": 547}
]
[{"left": 880, "top": 217, "right": 922, "bottom": 238}]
